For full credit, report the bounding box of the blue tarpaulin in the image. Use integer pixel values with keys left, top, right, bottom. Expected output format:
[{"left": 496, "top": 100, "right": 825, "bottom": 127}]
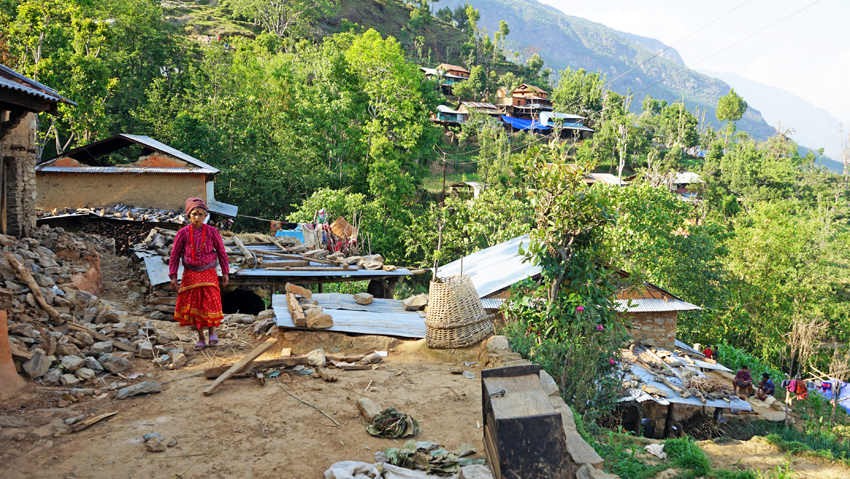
[
  {"left": 500, "top": 115, "right": 550, "bottom": 131},
  {"left": 821, "top": 380, "right": 850, "bottom": 414}
]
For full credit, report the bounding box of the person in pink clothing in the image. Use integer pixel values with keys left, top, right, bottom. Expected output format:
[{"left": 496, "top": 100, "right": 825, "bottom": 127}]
[{"left": 169, "top": 197, "right": 229, "bottom": 350}]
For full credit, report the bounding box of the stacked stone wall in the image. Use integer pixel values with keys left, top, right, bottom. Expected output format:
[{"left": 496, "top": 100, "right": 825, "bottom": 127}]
[
  {"left": 626, "top": 311, "right": 677, "bottom": 350},
  {"left": 0, "top": 112, "right": 38, "bottom": 238}
]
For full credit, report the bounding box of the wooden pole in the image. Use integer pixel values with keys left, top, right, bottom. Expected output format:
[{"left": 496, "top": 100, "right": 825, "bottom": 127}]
[
  {"left": 441, "top": 152, "right": 447, "bottom": 205},
  {"left": 5, "top": 252, "right": 62, "bottom": 323},
  {"left": 663, "top": 403, "right": 675, "bottom": 438},
  {"left": 203, "top": 338, "right": 277, "bottom": 396}
]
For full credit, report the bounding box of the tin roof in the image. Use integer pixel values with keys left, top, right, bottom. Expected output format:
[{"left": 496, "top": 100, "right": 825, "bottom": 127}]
[
  {"left": 615, "top": 298, "right": 701, "bottom": 313},
  {"left": 462, "top": 102, "right": 500, "bottom": 110},
  {"left": 0, "top": 64, "right": 76, "bottom": 107},
  {"left": 208, "top": 199, "right": 238, "bottom": 218},
  {"left": 674, "top": 172, "right": 702, "bottom": 184},
  {"left": 437, "top": 235, "right": 540, "bottom": 298},
  {"left": 39, "top": 134, "right": 219, "bottom": 174},
  {"left": 36, "top": 166, "right": 209, "bottom": 174},
  {"left": 437, "top": 105, "right": 464, "bottom": 115},
  {"left": 436, "top": 63, "right": 469, "bottom": 73},
  {"left": 589, "top": 173, "right": 629, "bottom": 185}
]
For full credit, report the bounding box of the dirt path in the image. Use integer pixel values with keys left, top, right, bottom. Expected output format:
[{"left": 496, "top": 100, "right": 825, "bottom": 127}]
[
  {"left": 0, "top": 328, "right": 488, "bottom": 479},
  {"left": 700, "top": 436, "right": 850, "bottom": 478}
]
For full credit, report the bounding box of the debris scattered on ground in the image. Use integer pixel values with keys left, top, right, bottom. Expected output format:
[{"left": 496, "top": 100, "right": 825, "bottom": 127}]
[{"left": 367, "top": 407, "right": 421, "bottom": 438}]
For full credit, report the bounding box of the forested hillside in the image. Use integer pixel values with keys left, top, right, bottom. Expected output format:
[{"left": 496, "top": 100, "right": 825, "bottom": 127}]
[
  {"left": 440, "top": 0, "right": 776, "bottom": 141},
  {"left": 2, "top": 0, "right": 850, "bottom": 425}
]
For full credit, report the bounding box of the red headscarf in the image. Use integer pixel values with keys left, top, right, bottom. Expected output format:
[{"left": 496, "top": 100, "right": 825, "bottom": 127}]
[{"left": 185, "top": 197, "right": 208, "bottom": 216}]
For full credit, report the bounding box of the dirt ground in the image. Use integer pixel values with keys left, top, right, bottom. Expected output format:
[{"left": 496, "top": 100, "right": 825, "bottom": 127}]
[
  {"left": 0, "top": 321, "right": 489, "bottom": 479},
  {"left": 700, "top": 436, "right": 850, "bottom": 478}
]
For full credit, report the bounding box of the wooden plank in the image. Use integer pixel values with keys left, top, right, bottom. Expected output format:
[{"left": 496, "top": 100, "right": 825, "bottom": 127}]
[
  {"left": 71, "top": 412, "right": 117, "bottom": 433},
  {"left": 260, "top": 261, "right": 309, "bottom": 268},
  {"left": 484, "top": 375, "right": 554, "bottom": 419},
  {"left": 340, "top": 365, "right": 372, "bottom": 371},
  {"left": 66, "top": 322, "right": 136, "bottom": 353},
  {"left": 272, "top": 298, "right": 427, "bottom": 339},
  {"left": 203, "top": 338, "right": 277, "bottom": 396},
  {"left": 255, "top": 250, "right": 336, "bottom": 265},
  {"left": 203, "top": 356, "right": 308, "bottom": 378},
  {"left": 280, "top": 348, "right": 292, "bottom": 358},
  {"left": 5, "top": 252, "right": 62, "bottom": 323},
  {"left": 286, "top": 293, "right": 306, "bottom": 327},
  {"left": 232, "top": 236, "right": 256, "bottom": 268}
]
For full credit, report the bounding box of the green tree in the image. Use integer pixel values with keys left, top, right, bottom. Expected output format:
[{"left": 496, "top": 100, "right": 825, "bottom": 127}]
[
  {"left": 551, "top": 67, "right": 605, "bottom": 125},
  {"left": 227, "top": 0, "right": 338, "bottom": 38},
  {"left": 716, "top": 88, "right": 748, "bottom": 147}
]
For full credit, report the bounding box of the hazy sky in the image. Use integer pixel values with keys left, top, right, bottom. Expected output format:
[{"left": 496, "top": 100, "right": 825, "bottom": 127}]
[{"left": 542, "top": 0, "right": 849, "bottom": 126}]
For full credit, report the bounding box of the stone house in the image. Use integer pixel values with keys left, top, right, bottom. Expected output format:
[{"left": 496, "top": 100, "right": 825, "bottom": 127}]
[
  {"left": 0, "top": 64, "right": 75, "bottom": 238},
  {"left": 36, "top": 134, "right": 237, "bottom": 218}
]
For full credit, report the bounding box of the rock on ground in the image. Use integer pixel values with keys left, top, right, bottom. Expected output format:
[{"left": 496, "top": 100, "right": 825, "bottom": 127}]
[
  {"left": 23, "top": 349, "right": 51, "bottom": 379},
  {"left": 306, "top": 349, "right": 326, "bottom": 367},
  {"left": 353, "top": 293, "right": 373, "bottom": 305},
  {"left": 306, "top": 309, "right": 333, "bottom": 329},
  {"left": 459, "top": 465, "right": 494, "bottom": 479},
  {"left": 357, "top": 397, "right": 383, "bottom": 422},
  {"left": 117, "top": 381, "right": 162, "bottom": 400},
  {"left": 98, "top": 353, "right": 129, "bottom": 374}
]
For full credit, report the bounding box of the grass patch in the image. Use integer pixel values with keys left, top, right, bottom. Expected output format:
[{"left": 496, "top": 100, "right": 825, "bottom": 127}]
[
  {"left": 666, "top": 437, "right": 711, "bottom": 478},
  {"left": 593, "top": 431, "right": 668, "bottom": 479},
  {"left": 422, "top": 173, "right": 480, "bottom": 194}
]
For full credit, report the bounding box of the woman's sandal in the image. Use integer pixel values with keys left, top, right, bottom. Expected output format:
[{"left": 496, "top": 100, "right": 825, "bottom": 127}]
[
  {"left": 208, "top": 334, "right": 219, "bottom": 347},
  {"left": 194, "top": 341, "right": 206, "bottom": 351}
]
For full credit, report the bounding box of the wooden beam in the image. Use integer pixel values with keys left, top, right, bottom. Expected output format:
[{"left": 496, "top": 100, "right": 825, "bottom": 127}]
[
  {"left": 232, "top": 236, "right": 256, "bottom": 268},
  {"left": 258, "top": 250, "right": 336, "bottom": 265},
  {"left": 5, "top": 252, "right": 62, "bottom": 323},
  {"left": 203, "top": 338, "right": 277, "bottom": 396},
  {"left": 204, "top": 357, "right": 309, "bottom": 378}
]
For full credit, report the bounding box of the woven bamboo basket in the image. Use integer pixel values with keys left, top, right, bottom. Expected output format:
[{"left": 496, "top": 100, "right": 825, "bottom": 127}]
[
  {"left": 426, "top": 315, "right": 494, "bottom": 349},
  {"left": 426, "top": 276, "right": 487, "bottom": 328}
]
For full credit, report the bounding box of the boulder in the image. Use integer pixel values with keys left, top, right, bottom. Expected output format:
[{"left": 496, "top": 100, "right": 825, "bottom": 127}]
[
  {"left": 98, "top": 353, "right": 129, "bottom": 374},
  {"left": 59, "top": 374, "right": 80, "bottom": 386},
  {"left": 84, "top": 356, "right": 103, "bottom": 373},
  {"left": 306, "top": 309, "right": 333, "bottom": 329},
  {"left": 284, "top": 283, "right": 312, "bottom": 298},
  {"left": 111, "top": 322, "right": 139, "bottom": 336},
  {"left": 55, "top": 343, "right": 81, "bottom": 357},
  {"left": 116, "top": 381, "right": 161, "bottom": 400},
  {"left": 353, "top": 293, "right": 373, "bottom": 305},
  {"left": 401, "top": 294, "right": 428, "bottom": 311},
  {"left": 90, "top": 341, "right": 113, "bottom": 355},
  {"left": 357, "top": 397, "right": 383, "bottom": 422},
  {"left": 94, "top": 308, "right": 119, "bottom": 324},
  {"left": 485, "top": 335, "right": 511, "bottom": 354},
  {"left": 60, "top": 355, "right": 84, "bottom": 372},
  {"left": 42, "top": 368, "right": 63, "bottom": 384},
  {"left": 74, "top": 367, "right": 95, "bottom": 380},
  {"left": 137, "top": 341, "right": 154, "bottom": 359},
  {"left": 23, "top": 349, "right": 51, "bottom": 379},
  {"left": 306, "top": 349, "right": 326, "bottom": 367},
  {"left": 73, "top": 331, "right": 94, "bottom": 346},
  {"left": 539, "top": 370, "right": 560, "bottom": 397}
]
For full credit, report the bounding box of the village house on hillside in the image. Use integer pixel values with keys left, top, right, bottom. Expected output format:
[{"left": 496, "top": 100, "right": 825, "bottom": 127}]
[
  {"left": 0, "top": 64, "right": 75, "bottom": 238},
  {"left": 420, "top": 63, "right": 470, "bottom": 95},
  {"left": 36, "top": 134, "right": 237, "bottom": 219},
  {"left": 496, "top": 83, "right": 553, "bottom": 119}
]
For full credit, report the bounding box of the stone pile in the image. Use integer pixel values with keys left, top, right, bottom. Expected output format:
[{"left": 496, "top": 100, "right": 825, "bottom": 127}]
[
  {"left": 3, "top": 226, "right": 185, "bottom": 387},
  {"left": 36, "top": 204, "right": 186, "bottom": 224}
]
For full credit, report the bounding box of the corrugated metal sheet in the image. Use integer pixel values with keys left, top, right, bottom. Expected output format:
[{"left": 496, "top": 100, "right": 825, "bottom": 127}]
[
  {"left": 623, "top": 360, "right": 749, "bottom": 410},
  {"left": 615, "top": 298, "right": 701, "bottom": 313},
  {"left": 620, "top": 387, "right": 670, "bottom": 405},
  {"left": 463, "top": 101, "right": 500, "bottom": 110},
  {"left": 272, "top": 294, "right": 426, "bottom": 338},
  {"left": 207, "top": 199, "right": 238, "bottom": 218},
  {"left": 674, "top": 172, "right": 702, "bottom": 184},
  {"left": 481, "top": 297, "right": 505, "bottom": 310},
  {"left": 119, "top": 134, "right": 220, "bottom": 174},
  {"left": 0, "top": 64, "right": 76, "bottom": 105},
  {"left": 437, "top": 105, "right": 464, "bottom": 115},
  {"left": 36, "top": 166, "right": 208, "bottom": 174},
  {"left": 438, "top": 235, "right": 540, "bottom": 298}
]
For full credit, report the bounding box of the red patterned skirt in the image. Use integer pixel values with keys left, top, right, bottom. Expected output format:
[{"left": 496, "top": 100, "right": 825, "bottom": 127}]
[{"left": 174, "top": 268, "right": 223, "bottom": 329}]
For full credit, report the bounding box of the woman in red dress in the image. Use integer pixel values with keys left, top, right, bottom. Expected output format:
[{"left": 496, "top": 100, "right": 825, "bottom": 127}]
[{"left": 169, "top": 197, "right": 230, "bottom": 350}]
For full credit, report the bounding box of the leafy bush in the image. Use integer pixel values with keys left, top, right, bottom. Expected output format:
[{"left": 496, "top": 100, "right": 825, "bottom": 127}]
[
  {"left": 717, "top": 343, "right": 784, "bottom": 384},
  {"left": 593, "top": 432, "right": 667, "bottom": 479}
]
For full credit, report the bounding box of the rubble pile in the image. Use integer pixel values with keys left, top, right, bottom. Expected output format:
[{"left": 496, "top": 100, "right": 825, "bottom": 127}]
[
  {"left": 37, "top": 204, "right": 186, "bottom": 224},
  {"left": 81, "top": 220, "right": 154, "bottom": 257},
  {"left": 3, "top": 226, "right": 184, "bottom": 390}
]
